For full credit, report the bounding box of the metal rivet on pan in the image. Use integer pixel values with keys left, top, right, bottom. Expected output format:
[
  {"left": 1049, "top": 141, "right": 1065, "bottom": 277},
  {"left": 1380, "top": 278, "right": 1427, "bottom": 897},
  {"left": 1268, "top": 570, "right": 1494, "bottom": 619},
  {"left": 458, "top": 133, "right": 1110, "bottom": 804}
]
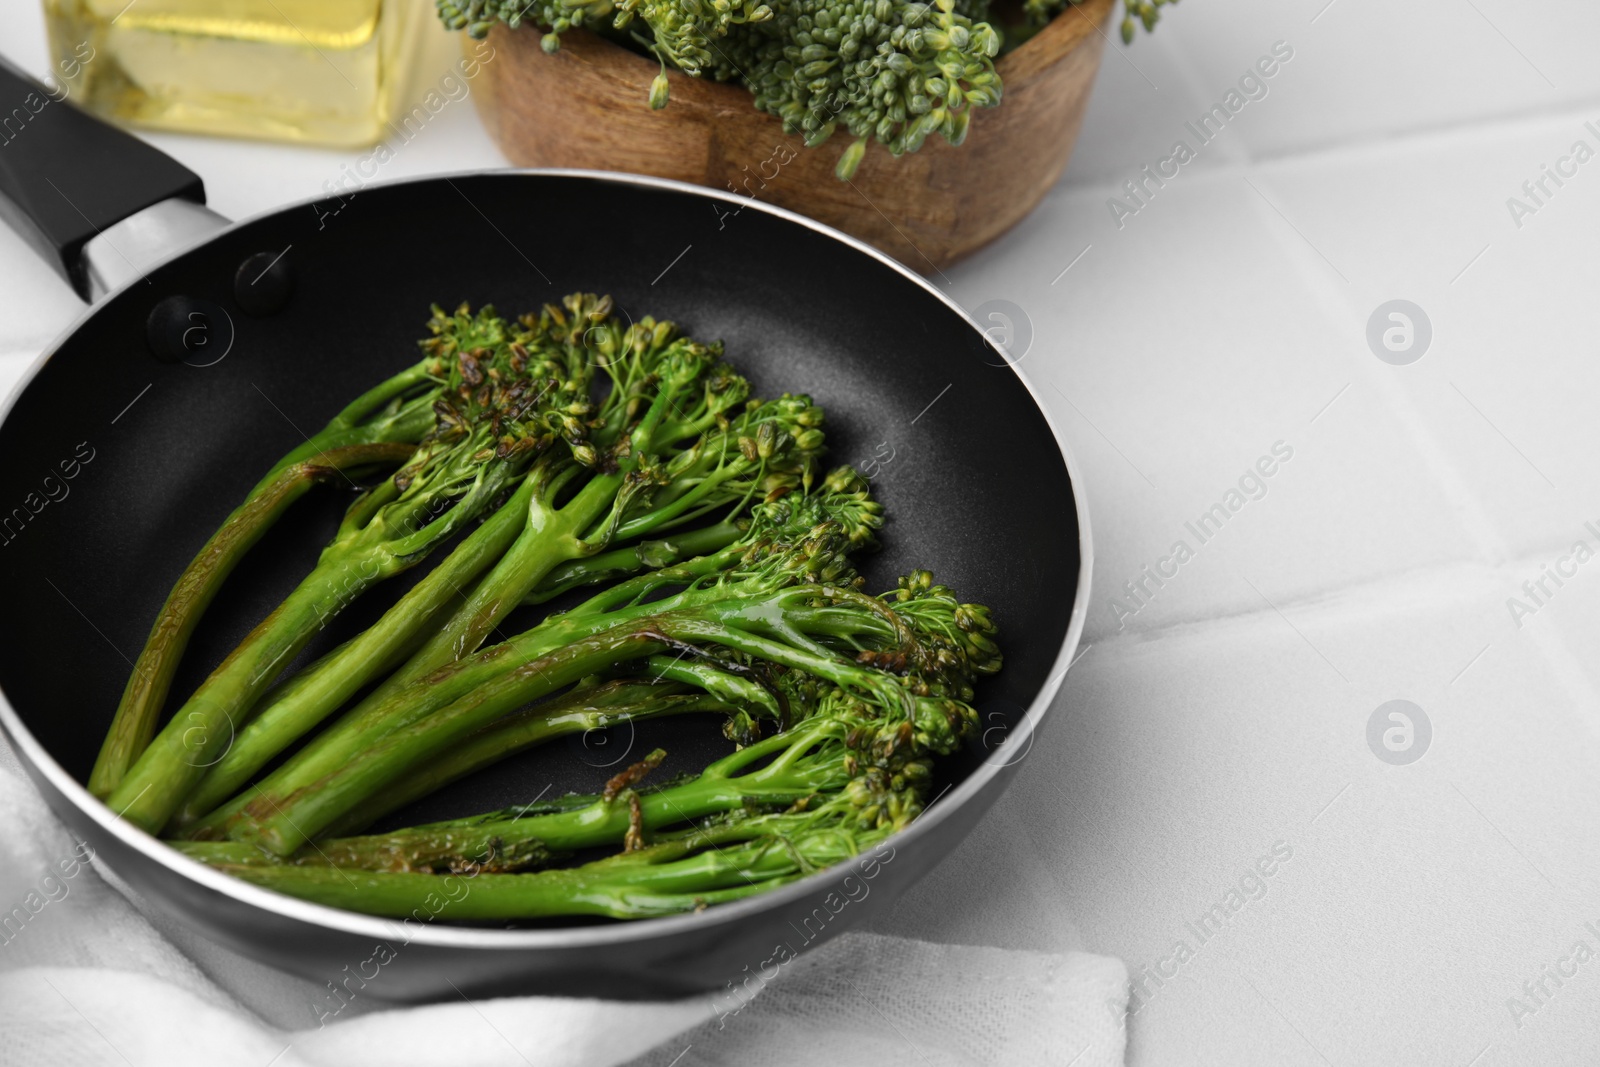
[
  {"left": 147, "top": 296, "right": 236, "bottom": 365},
  {"left": 233, "top": 250, "right": 294, "bottom": 316}
]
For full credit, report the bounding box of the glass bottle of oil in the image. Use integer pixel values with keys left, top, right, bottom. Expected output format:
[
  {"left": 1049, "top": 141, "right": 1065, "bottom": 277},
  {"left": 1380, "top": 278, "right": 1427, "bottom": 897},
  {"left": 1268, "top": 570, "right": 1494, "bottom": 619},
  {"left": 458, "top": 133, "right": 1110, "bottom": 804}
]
[{"left": 42, "top": 0, "right": 423, "bottom": 147}]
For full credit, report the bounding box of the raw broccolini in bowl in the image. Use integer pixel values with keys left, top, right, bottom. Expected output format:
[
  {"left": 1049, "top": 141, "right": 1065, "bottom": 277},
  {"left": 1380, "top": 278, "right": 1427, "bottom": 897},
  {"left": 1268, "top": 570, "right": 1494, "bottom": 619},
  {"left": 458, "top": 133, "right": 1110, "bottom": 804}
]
[{"left": 436, "top": 0, "right": 1181, "bottom": 179}]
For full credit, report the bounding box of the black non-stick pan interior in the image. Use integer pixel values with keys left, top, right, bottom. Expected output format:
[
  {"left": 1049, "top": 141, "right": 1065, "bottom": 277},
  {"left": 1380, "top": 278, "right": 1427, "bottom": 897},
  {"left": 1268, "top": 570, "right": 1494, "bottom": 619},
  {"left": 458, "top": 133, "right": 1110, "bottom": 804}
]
[{"left": 0, "top": 174, "right": 1078, "bottom": 879}]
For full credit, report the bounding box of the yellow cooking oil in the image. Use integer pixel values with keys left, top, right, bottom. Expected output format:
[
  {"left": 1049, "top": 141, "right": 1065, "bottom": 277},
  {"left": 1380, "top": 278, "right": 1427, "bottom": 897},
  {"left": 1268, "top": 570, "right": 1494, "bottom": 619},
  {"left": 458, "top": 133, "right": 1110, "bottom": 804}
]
[{"left": 43, "top": 0, "right": 423, "bottom": 146}]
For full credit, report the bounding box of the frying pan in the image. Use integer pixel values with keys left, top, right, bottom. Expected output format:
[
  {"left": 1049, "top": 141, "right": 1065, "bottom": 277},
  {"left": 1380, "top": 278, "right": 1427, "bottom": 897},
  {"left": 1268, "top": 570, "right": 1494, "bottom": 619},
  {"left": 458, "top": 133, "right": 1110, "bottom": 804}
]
[{"left": 0, "top": 55, "right": 1091, "bottom": 1000}]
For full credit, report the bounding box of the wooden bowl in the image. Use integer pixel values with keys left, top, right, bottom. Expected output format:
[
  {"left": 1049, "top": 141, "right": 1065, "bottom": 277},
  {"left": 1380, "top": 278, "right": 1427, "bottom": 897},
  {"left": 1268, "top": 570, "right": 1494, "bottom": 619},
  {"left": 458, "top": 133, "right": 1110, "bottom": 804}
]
[{"left": 471, "top": 0, "right": 1115, "bottom": 272}]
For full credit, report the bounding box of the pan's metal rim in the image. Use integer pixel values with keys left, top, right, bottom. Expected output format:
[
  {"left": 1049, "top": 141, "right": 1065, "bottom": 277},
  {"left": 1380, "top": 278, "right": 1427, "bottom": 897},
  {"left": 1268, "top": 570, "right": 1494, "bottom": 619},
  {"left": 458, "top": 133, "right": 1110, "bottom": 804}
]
[{"left": 0, "top": 167, "right": 1093, "bottom": 951}]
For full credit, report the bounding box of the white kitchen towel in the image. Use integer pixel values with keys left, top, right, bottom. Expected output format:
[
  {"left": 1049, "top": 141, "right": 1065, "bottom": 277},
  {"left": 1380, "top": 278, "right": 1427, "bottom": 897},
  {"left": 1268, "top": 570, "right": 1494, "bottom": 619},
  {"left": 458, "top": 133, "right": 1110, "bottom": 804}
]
[{"left": 0, "top": 754, "right": 1128, "bottom": 1067}]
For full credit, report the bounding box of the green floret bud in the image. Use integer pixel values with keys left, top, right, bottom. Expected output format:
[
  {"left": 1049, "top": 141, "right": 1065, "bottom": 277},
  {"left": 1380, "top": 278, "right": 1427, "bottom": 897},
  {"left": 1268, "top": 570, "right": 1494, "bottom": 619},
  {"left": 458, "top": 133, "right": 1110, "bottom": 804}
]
[
  {"left": 836, "top": 137, "right": 867, "bottom": 179},
  {"left": 888, "top": 569, "right": 1003, "bottom": 688}
]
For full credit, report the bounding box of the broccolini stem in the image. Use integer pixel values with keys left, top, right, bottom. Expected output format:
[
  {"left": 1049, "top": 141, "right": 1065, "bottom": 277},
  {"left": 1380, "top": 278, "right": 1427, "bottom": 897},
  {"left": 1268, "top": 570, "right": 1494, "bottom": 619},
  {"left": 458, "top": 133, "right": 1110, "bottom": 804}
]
[
  {"left": 256, "top": 373, "right": 439, "bottom": 493},
  {"left": 190, "top": 366, "right": 719, "bottom": 832},
  {"left": 211, "top": 799, "right": 878, "bottom": 917},
  {"left": 642, "top": 654, "right": 783, "bottom": 720},
  {"left": 233, "top": 617, "right": 857, "bottom": 857},
  {"left": 215, "top": 860, "right": 801, "bottom": 919},
  {"left": 318, "top": 682, "right": 732, "bottom": 839},
  {"left": 172, "top": 824, "right": 556, "bottom": 873},
  {"left": 111, "top": 435, "right": 537, "bottom": 833},
  {"left": 187, "top": 561, "right": 780, "bottom": 840},
  {"left": 522, "top": 520, "right": 743, "bottom": 606},
  {"left": 168, "top": 475, "right": 540, "bottom": 828},
  {"left": 88, "top": 441, "right": 418, "bottom": 799},
  {"left": 389, "top": 466, "right": 630, "bottom": 685},
  {"left": 540, "top": 537, "right": 751, "bottom": 618},
  {"left": 181, "top": 473, "right": 615, "bottom": 834},
  {"left": 296, "top": 725, "right": 841, "bottom": 862},
  {"left": 236, "top": 627, "right": 673, "bottom": 855},
  {"left": 107, "top": 543, "right": 414, "bottom": 833},
  {"left": 178, "top": 597, "right": 613, "bottom": 841}
]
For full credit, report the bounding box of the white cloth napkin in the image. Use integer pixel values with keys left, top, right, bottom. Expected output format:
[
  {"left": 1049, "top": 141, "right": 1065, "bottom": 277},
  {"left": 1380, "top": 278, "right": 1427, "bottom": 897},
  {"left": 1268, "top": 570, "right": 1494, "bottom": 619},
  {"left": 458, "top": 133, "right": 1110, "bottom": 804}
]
[{"left": 0, "top": 749, "right": 1128, "bottom": 1067}]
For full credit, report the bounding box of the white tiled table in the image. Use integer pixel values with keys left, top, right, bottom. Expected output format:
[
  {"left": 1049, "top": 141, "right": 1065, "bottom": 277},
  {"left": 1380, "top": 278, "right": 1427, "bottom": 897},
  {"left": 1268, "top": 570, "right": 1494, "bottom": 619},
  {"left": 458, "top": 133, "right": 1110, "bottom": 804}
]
[{"left": 5, "top": 0, "right": 1600, "bottom": 1063}]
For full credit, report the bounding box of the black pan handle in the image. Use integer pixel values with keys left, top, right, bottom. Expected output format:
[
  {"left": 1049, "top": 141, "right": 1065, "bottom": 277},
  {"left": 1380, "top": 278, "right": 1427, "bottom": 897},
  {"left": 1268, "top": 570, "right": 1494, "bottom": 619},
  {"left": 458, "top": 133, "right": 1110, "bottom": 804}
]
[{"left": 0, "top": 53, "right": 206, "bottom": 296}]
